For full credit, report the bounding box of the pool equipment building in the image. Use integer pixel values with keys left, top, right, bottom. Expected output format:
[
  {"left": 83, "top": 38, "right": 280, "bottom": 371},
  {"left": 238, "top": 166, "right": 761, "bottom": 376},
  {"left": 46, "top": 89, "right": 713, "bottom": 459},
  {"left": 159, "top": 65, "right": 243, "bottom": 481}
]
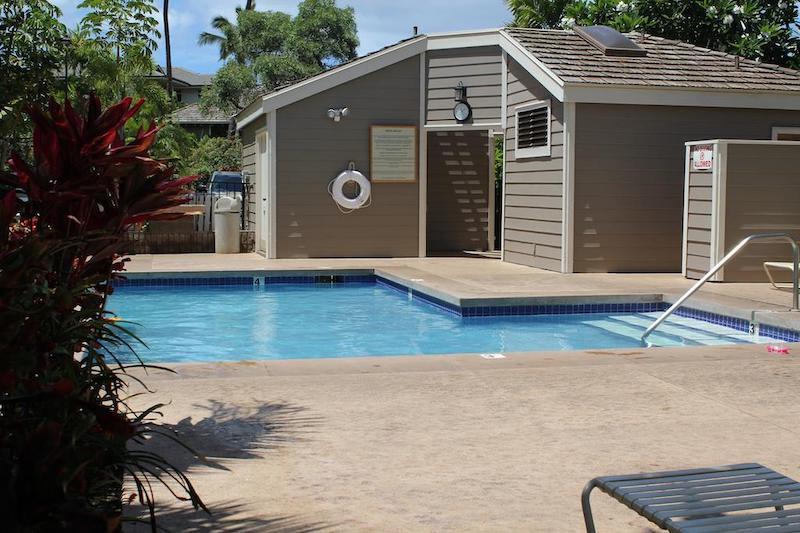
[{"left": 236, "top": 25, "right": 800, "bottom": 277}]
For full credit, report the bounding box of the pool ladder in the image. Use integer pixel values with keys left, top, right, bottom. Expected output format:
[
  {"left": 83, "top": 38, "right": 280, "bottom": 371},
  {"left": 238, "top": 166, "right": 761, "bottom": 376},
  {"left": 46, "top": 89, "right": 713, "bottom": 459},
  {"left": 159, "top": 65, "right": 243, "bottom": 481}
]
[{"left": 641, "top": 232, "right": 800, "bottom": 342}]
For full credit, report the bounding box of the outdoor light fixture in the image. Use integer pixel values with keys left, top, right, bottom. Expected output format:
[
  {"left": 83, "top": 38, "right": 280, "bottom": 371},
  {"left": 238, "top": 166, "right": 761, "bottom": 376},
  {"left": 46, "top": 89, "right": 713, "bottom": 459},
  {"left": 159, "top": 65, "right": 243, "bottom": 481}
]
[
  {"left": 452, "top": 82, "right": 472, "bottom": 122},
  {"left": 327, "top": 107, "right": 350, "bottom": 122},
  {"left": 453, "top": 81, "right": 467, "bottom": 102}
]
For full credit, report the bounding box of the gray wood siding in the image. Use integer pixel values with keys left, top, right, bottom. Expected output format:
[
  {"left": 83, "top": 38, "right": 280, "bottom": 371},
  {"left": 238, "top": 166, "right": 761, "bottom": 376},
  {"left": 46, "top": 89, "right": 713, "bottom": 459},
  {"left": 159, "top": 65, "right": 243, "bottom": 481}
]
[
  {"left": 275, "top": 56, "right": 420, "bottom": 258},
  {"left": 685, "top": 168, "right": 713, "bottom": 279},
  {"left": 426, "top": 130, "right": 489, "bottom": 252},
  {"left": 573, "top": 104, "right": 800, "bottom": 273},
  {"left": 426, "top": 46, "right": 502, "bottom": 126},
  {"left": 240, "top": 119, "right": 260, "bottom": 181},
  {"left": 503, "top": 58, "right": 564, "bottom": 272},
  {"left": 722, "top": 144, "right": 800, "bottom": 281}
]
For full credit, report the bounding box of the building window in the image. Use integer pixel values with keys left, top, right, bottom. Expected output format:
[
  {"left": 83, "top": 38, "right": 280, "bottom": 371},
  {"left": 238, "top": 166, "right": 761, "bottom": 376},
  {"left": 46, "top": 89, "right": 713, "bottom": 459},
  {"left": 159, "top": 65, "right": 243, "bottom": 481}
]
[
  {"left": 175, "top": 90, "right": 182, "bottom": 103},
  {"left": 515, "top": 100, "right": 551, "bottom": 159},
  {"left": 772, "top": 126, "right": 800, "bottom": 141}
]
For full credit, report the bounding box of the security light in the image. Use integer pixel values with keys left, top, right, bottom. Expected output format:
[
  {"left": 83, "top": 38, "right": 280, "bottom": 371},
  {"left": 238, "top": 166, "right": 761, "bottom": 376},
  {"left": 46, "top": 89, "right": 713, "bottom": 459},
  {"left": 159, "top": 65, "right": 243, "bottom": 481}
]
[{"left": 327, "top": 107, "right": 350, "bottom": 122}]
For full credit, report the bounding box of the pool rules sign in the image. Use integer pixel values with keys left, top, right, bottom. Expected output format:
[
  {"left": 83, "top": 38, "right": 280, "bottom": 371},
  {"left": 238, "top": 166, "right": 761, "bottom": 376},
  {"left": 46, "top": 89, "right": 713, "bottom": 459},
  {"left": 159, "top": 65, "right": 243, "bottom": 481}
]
[
  {"left": 370, "top": 125, "right": 418, "bottom": 182},
  {"left": 691, "top": 144, "right": 714, "bottom": 171}
]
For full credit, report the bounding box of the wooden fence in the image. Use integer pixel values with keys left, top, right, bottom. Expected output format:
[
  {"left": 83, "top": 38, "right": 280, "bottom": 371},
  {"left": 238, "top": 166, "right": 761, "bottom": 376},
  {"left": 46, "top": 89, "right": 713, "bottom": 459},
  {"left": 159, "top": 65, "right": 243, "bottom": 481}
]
[
  {"left": 123, "top": 231, "right": 255, "bottom": 254},
  {"left": 124, "top": 184, "right": 256, "bottom": 254}
]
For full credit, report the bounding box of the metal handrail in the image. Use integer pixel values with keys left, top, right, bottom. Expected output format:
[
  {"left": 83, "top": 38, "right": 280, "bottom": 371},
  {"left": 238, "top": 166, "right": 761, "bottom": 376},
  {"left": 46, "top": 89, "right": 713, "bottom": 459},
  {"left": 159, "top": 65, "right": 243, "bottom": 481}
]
[{"left": 641, "top": 232, "right": 799, "bottom": 342}]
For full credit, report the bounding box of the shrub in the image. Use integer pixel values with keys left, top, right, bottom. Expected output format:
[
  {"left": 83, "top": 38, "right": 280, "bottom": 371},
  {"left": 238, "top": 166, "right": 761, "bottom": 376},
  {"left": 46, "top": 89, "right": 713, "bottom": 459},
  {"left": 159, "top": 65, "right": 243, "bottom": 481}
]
[
  {"left": 0, "top": 95, "right": 205, "bottom": 532},
  {"left": 189, "top": 136, "right": 242, "bottom": 188}
]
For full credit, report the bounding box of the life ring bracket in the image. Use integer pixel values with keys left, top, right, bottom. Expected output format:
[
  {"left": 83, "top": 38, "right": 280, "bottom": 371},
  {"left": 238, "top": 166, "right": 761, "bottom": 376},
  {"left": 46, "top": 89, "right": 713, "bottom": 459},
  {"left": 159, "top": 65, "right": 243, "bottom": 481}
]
[{"left": 329, "top": 164, "right": 371, "bottom": 212}]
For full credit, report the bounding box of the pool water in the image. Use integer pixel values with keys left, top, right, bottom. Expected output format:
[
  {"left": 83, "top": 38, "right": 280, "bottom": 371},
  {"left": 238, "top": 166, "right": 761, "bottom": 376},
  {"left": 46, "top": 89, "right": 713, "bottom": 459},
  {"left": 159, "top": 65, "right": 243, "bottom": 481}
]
[{"left": 108, "top": 282, "right": 766, "bottom": 363}]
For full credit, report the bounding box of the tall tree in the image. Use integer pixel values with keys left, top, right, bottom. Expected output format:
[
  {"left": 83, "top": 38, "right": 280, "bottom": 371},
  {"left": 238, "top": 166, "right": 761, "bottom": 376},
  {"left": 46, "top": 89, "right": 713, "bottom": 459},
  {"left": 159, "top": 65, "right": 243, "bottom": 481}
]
[
  {"left": 507, "top": 0, "right": 800, "bottom": 69},
  {"left": 72, "top": 0, "right": 169, "bottom": 129},
  {"left": 198, "top": 2, "right": 256, "bottom": 63},
  {"left": 291, "top": 0, "right": 358, "bottom": 68},
  {"left": 163, "top": 0, "right": 172, "bottom": 97},
  {"left": 507, "top": 0, "right": 572, "bottom": 29},
  {"left": 0, "top": 0, "right": 67, "bottom": 161},
  {"left": 78, "top": 0, "right": 160, "bottom": 61},
  {"left": 200, "top": 0, "right": 358, "bottom": 115}
]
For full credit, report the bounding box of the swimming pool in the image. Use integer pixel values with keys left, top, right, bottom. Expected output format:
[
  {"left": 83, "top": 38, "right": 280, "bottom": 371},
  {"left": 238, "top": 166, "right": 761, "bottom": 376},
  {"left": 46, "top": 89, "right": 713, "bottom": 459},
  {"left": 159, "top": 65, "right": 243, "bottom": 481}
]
[{"left": 108, "top": 277, "right": 779, "bottom": 363}]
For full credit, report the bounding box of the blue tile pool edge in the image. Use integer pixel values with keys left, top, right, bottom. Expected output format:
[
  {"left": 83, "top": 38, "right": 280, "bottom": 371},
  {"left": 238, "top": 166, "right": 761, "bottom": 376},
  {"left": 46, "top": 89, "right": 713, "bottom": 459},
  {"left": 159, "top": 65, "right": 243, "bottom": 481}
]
[
  {"left": 112, "top": 273, "right": 800, "bottom": 342},
  {"left": 113, "top": 274, "right": 375, "bottom": 287}
]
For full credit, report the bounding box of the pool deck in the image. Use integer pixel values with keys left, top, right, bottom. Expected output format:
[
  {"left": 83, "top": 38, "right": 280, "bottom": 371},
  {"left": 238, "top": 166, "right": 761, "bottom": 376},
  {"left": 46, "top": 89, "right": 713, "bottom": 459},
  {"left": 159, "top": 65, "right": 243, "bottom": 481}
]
[
  {"left": 128, "top": 346, "right": 800, "bottom": 532},
  {"left": 123, "top": 254, "right": 800, "bottom": 531}
]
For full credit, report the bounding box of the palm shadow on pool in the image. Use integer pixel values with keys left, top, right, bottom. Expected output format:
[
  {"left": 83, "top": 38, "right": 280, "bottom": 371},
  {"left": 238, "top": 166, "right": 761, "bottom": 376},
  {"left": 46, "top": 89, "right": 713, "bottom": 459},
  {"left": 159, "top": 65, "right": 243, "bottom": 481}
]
[{"left": 127, "top": 399, "right": 330, "bottom": 532}]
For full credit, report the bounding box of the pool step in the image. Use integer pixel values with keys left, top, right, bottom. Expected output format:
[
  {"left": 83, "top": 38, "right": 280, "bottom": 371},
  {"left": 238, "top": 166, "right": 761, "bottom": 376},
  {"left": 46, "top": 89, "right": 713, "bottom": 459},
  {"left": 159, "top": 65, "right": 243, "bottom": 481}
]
[{"left": 582, "top": 313, "right": 755, "bottom": 347}]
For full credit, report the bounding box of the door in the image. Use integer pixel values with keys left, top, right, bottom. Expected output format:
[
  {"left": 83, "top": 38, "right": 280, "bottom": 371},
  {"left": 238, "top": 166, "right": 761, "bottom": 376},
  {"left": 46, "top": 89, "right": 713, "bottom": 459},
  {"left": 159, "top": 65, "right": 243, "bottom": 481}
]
[
  {"left": 257, "top": 132, "right": 269, "bottom": 254},
  {"left": 426, "top": 130, "right": 491, "bottom": 254}
]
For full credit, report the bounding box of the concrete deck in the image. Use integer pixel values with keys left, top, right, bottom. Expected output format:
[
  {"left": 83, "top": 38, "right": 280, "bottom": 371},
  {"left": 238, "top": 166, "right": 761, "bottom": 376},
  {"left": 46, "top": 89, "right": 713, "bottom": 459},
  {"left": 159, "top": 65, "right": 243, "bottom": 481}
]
[
  {"left": 128, "top": 346, "right": 800, "bottom": 532},
  {"left": 122, "top": 254, "right": 800, "bottom": 531}
]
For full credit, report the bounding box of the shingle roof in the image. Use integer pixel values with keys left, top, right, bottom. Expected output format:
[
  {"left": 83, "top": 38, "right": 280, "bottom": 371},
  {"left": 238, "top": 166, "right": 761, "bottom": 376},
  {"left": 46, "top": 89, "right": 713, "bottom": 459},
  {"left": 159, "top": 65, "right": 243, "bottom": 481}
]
[
  {"left": 170, "top": 103, "right": 230, "bottom": 124},
  {"left": 505, "top": 27, "right": 800, "bottom": 92},
  {"left": 171, "top": 67, "right": 213, "bottom": 87},
  {"left": 151, "top": 66, "right": 213, "bottom": 87}
]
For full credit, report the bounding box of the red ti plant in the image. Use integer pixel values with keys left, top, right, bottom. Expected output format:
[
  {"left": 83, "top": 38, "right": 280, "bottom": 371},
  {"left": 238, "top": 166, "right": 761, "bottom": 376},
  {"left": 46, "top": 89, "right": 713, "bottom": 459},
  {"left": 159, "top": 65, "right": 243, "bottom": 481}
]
[{"left": 0, "top": 96, "right": 204, "bottom": 532}]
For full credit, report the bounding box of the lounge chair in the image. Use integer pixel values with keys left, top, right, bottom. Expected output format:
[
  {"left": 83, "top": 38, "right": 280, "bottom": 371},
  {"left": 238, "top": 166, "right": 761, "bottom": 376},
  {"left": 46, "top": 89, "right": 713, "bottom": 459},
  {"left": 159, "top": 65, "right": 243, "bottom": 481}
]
[
  {"left": 764, "top": 261, "right": 796, "bottom": 289},
  {"left": 582, "top": 463, "right": 800, "bottom": 532}
]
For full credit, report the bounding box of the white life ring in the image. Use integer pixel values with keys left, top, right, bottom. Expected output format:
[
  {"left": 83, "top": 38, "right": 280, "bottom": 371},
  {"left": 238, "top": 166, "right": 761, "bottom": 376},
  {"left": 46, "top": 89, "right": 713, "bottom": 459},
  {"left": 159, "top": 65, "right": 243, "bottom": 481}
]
[{"left": 331, "top": 169, "right": 371, "bottom": 210}]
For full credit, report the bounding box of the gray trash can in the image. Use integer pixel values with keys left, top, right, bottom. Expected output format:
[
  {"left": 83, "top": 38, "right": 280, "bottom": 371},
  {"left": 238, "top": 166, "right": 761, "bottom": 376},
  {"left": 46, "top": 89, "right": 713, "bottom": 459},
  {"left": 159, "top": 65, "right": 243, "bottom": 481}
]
[{"left": 214, "top": 196, "right": 241, "bottom": 254}]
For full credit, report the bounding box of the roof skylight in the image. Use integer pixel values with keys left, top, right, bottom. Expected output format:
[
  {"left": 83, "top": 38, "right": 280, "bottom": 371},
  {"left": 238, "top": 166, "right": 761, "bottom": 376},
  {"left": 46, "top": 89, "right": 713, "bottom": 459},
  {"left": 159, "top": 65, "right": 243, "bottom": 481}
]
[{"left": 574, "top": 25, "right": 647, "bottom": 57}]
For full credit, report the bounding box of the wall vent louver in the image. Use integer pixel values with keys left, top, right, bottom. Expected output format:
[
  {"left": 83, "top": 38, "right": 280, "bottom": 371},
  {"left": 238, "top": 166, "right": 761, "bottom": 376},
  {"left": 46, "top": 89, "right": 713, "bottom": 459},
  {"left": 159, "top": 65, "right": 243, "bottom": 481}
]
[{"left": 517, "top": 106, "right": 548, "bottom": 149}]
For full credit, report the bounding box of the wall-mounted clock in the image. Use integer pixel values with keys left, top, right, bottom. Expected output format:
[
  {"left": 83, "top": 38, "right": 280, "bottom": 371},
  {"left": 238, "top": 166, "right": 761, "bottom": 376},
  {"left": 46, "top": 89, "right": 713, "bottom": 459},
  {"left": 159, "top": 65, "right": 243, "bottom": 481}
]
[{"left": 453, "top": 101, "right": 472, "bottom": 122}]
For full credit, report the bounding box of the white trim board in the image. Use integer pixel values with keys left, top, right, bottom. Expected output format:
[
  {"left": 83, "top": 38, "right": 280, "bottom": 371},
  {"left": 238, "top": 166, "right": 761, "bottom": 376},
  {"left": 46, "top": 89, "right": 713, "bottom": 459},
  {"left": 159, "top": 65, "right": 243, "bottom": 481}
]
[
  {"left": 500, "top": 51, "right": 508, "bottom": 262},
  {"left": 500, "top": 51, "right": 508, "bottom": 131},
  {"left": 561, "top": 102, "right": 575, "bottom": 273},
  {"left": 564, "top": 85, "right": 800, "bottom": 110},
  {"left": 254, "top": 126, "right": 268, "bottom": 256},
  {"left": 688, "top": 139, "right": 800, "bottom": 146},
  {"left": 426, "top": 29, "right": 503, "bottom": 51},
  {"left": 681, "top": 144, "right": 691, "bottom": 277},
  {"left": 237, "top": 98, "right": 265, "bottom": 130},
  {"left": 772, "top": 127, "right": 800, "bottom": 140},
  {"left": 424, "top": 122, "right": 501, "bottom": 130},
  {"left": 498, "top": 30, "right": 565, "bottom": 101},
  {"left": 708, "top": 142, "right": 728, "bottom": 282},
  {"left": 418, "top": 50, "right": 427, "bottom": 258},
  {"left": 514, "top": 100, "right": 551, "bottom": 160},
  {"left": 487, "top": 131, "right": 497, "bottom": 252},
  {"left": 267, "top": 111, "right": 277, "bottom": 259}
]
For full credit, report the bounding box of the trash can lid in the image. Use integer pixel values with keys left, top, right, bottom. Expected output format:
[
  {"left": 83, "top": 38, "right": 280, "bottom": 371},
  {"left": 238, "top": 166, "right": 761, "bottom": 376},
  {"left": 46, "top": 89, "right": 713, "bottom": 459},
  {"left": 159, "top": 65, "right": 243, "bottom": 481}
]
[{"left": 214, "top": 196, "right": 241, "bottom": 213}]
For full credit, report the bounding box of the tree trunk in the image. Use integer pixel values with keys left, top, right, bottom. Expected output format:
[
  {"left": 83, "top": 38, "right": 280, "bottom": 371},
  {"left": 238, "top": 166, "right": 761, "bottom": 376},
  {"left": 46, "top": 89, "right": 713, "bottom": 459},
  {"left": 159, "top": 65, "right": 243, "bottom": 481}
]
[{"left": 164, "top": 0, "right": 173, "bottom": 98}]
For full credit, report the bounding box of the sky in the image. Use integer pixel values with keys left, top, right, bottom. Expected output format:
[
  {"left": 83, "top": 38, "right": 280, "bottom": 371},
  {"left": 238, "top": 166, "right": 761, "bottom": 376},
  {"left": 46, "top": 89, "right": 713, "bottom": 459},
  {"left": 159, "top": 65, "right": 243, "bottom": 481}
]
[{"left": 52, "top": 0, "right": 512, "bottom": 74}]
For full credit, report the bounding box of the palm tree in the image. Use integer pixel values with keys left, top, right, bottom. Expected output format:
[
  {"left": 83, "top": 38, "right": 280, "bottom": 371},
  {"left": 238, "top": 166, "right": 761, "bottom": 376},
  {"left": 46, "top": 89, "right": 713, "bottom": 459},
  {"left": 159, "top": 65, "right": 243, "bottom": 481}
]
[
  {"left": 163, "top": 0, "right": 173, "bottom": 96},
  {"left": 198, "top": 1, "right": 255, "bottom": 63},
  {"left": 507, "top": 0, "right": 572, "bottom": 29}
]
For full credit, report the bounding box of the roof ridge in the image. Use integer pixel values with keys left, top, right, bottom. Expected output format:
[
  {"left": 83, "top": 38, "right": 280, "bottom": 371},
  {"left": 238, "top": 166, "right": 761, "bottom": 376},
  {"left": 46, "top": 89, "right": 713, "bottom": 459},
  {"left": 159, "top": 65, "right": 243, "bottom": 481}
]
[{"left": 504, "top": 26, "right": 571, "bottom": 34}]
